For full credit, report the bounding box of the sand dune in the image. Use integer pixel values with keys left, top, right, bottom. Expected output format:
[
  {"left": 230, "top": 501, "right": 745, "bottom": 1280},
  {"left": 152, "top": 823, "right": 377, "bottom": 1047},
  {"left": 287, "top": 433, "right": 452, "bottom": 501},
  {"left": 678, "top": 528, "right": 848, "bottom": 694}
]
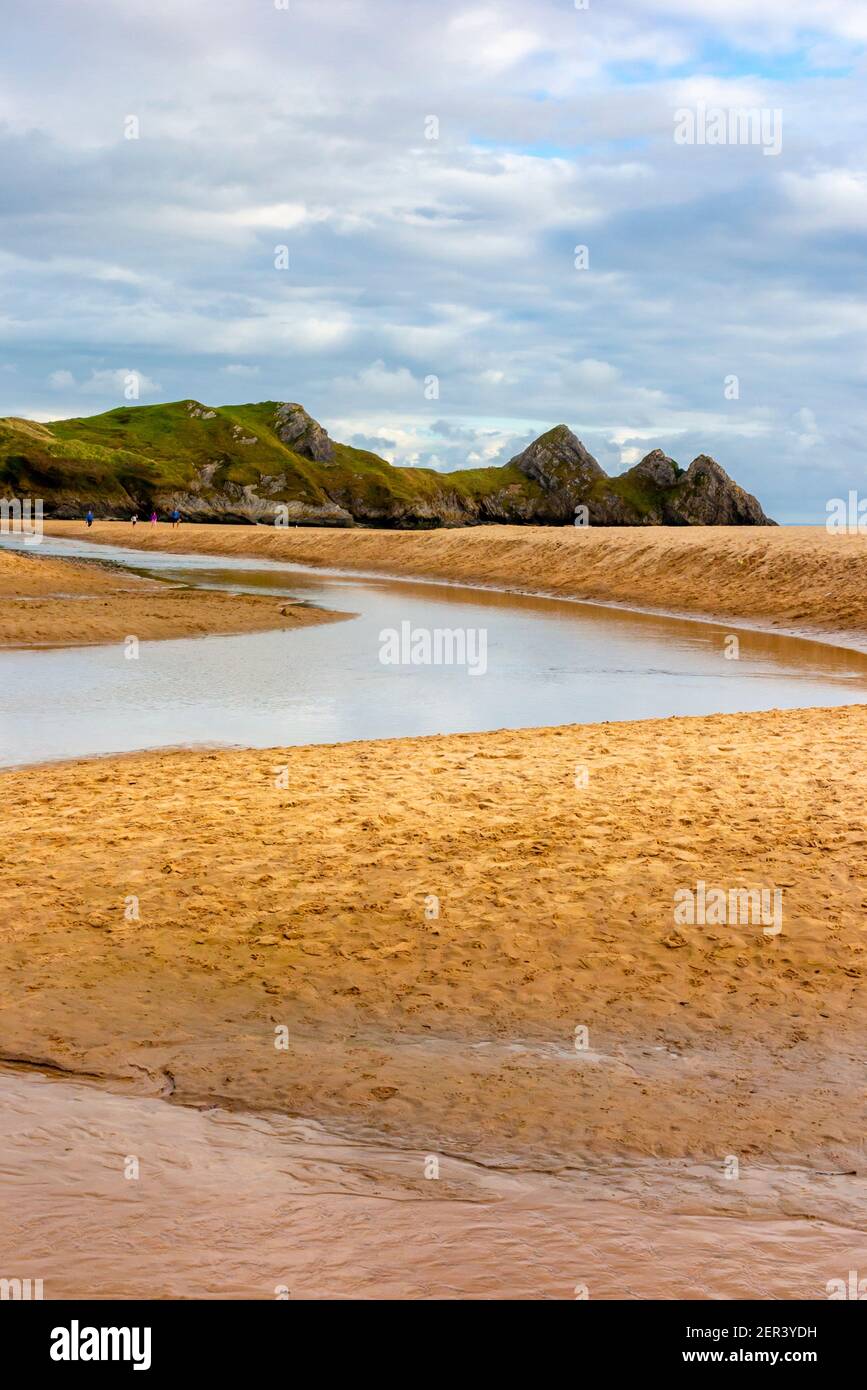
[
  {"left": 43, "top": 519, "right": 867, "bottom": 647},
  {"left": 1, "top": 703, "right": 864, "bottom": 1171}
]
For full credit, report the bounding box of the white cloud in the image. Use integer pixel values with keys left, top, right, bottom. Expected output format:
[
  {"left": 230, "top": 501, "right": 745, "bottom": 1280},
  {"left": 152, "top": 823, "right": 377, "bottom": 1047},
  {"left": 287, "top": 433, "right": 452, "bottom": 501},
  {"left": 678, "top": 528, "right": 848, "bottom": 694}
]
[
  {"left": 79, "top": 368, "right": 161, "bottom": 397},
  {"left": 569, "top": 359, "right": 622, "bottom": 388},
  {"left": 791, "top": 406, "right": 823, "bottom": 449},
  {"left": 0, "top": 0, "right": 865, "bottom": 517},
  {"left": 781, "top": 168, "right": 867, "bottom": 231},
  {"left": 447, "top": 13, "right": 543, "bottom": 72},
  {"left": 642, "top": 0, "right": 867, "bottom": 44},
  {"left": 334, "top": 360, "right": 421, "bottom": 401}
]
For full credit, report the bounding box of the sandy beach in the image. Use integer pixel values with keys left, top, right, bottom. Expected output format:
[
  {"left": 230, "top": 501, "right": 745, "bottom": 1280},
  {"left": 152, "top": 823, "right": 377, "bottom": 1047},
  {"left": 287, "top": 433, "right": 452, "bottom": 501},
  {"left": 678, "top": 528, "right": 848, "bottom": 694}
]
[
  {"left": 9, "top": 0, "right": 867, "bottom": 1319},
  {"left": 0, "top": 545, "right": 347, "bottom": 647},
  {"left": 1, "top": 702, "right": 864, "bottom": 1172},
  {"left": 2, "top": 523, "right": 865, "bottom": 1299},
  {"left": 43, "top": 519, "right": 867, "bottom": 647}
]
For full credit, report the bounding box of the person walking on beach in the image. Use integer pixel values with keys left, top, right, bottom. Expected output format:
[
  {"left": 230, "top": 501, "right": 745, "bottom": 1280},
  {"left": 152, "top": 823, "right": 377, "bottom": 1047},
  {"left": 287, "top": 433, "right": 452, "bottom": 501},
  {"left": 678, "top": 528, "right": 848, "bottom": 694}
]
[
  {"left": 131, "top": 513, "right": 138, "bottom": 527},
  {"left": 85, "top": 508, "right": 94, "bottom": 528},
  {"left": 150, "top": 510, "right": 158, "bottom": 526},
  {"left": 171, "top": 508, "right": 181, "bottom": 529}
]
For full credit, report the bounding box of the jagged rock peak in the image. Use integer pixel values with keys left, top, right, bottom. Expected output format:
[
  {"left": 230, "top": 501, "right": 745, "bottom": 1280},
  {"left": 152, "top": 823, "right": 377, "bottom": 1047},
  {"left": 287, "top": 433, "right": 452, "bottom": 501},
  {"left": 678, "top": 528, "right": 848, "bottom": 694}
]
[
  {"left": 628, "top": 448, "right": 681, "bottom": 488},
  {"left": 676, "top": 454, "right": 773, "bottom": 525},
  {"left": 684, "top": 453, "right": 726, "bottom": 479},
  {"left": 508, "top": 425, "right": 607, "bottom": 491},
  {"left": 273, "top": 403, "right": 335, "bottom": 462}
]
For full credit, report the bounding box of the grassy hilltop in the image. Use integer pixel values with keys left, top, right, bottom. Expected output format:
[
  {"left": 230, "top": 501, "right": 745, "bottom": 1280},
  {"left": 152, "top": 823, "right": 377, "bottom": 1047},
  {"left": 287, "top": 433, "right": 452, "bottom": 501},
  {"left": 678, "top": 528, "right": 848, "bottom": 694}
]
[{"left": 0, "top": 398, "right": 773, "bottom": 527}]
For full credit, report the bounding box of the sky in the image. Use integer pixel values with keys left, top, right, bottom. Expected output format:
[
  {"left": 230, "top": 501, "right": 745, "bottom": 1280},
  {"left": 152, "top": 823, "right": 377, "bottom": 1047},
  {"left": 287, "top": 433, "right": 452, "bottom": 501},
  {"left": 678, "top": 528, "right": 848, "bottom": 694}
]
[{"left": 1, "top": 0, "right": 866, "bottom": 521}]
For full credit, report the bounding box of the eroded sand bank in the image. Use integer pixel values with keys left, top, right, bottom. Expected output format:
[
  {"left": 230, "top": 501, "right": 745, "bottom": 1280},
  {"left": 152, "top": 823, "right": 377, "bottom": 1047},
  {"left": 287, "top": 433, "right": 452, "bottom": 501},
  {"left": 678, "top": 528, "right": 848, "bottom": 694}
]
[
  {"left": 0, "top": 546, "right": 348, "bottom": 647},
  {"left": 42, "top": 519, "right": 867, "bottom": 645},
  {"left": 1, "top": 704, "right": 864, "bottom": 1171}
]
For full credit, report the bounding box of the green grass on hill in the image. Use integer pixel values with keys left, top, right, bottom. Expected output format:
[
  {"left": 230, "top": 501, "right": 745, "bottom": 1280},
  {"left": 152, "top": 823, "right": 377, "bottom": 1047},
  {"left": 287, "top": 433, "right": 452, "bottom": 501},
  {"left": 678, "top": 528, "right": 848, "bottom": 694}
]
[
  {"left": 0, "top": 399, "right": 545, "bottom": 520},
  {"left": 0, "top": 397, "right": 734, "bottom": 526}
]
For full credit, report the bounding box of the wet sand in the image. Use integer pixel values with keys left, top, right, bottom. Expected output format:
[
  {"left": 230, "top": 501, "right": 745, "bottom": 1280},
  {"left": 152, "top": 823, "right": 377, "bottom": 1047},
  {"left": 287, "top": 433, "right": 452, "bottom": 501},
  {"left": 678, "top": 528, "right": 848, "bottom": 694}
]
[
  {"left": 2, "top": 704, "right": 865, "bottom": 1175},
  {"left": 2, "top": 1068, "right": 863, "bottom": 1300},
  {"left": 0, "top": 546, "right": 347, "bottom": 647},
  {"left": 43, "top": 519, "right": 867, "bottom": 647}
]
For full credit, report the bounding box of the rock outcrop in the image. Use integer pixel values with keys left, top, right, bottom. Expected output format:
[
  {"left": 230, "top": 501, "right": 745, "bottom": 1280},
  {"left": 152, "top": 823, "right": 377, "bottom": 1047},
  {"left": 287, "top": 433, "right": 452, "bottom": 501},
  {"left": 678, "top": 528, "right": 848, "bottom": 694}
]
[
  {"left": 667, "top": 454, "right": 771, "bottom": 525},
  {"left": 504, "top": 429, "right": 772, "bottom": 527},
  {"left": 273, "top": 403, "right": 335, "bottom": 462},
  {"left": 0, "top": 398, "right": 775, "bottom": 527}
]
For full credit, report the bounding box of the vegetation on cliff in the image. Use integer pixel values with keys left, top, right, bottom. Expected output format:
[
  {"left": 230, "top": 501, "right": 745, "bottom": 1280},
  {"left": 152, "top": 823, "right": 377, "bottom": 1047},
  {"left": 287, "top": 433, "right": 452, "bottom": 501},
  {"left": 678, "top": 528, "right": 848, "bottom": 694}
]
[{"left": 0, "top": 399, "right": 773, "bottom": 526}]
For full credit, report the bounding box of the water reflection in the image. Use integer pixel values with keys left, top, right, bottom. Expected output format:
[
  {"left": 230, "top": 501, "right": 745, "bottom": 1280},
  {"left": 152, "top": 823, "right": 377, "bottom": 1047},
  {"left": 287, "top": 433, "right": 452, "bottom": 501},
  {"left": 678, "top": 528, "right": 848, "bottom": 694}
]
[{"left": 1, "top": 533, "right": 865, "bottom": 768}]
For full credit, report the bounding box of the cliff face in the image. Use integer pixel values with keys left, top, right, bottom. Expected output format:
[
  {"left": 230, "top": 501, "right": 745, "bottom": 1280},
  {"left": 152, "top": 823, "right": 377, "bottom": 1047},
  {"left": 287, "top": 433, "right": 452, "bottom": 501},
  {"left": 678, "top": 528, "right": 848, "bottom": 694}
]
[{"left": 0, "top": 400, "right": 774, "bottom": 527}]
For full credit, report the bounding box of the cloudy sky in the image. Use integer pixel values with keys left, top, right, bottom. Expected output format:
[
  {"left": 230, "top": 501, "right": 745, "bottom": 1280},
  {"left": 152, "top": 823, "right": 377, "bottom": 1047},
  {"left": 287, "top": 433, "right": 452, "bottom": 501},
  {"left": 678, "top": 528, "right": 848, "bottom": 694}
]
[{"left": 1, "top": 0, "right": 866, "bottom": 520}]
